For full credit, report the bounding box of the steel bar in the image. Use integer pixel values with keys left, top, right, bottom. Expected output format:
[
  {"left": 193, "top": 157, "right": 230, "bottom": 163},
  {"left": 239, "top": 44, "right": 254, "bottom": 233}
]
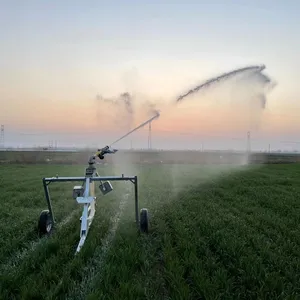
[
  {"left": 44, "top": 176, "right": 137, "bottom": 183},
  {"left": 134, "top": 176, "right": 139, "bottom": 225},
  {"left": 43, "top": 178, "right": 55, "bottom": 224}
]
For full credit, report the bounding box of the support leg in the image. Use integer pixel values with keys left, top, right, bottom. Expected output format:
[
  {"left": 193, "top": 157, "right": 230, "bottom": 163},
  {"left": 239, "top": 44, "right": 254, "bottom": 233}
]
[
  {"left": 134, "top": 176, "right": 139, "bottom": 226},
  {"left": 88, "top": 180, "right": 96, "bottom": 221},
  {"left": 43, "top": 179, "right": 55, "bottom": 224}
]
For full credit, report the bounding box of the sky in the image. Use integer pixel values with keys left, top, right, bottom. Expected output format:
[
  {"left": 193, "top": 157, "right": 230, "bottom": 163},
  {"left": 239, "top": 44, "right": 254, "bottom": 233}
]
[{"left": 1, "top": 0, "right": 300, "bottom": 150}]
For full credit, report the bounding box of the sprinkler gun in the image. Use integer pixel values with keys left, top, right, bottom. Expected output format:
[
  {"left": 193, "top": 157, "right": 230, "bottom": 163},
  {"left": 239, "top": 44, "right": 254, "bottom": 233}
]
[
  {"left": 88, "top": 146, "right": 118, "bottom": 165},
  {"left": 96, "top": 145, "right": 118, "bottom": 159}
]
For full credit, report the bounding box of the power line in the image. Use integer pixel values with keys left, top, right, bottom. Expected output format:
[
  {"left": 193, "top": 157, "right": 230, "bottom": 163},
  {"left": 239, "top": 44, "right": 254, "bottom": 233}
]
[{"left": 15, "top": 128, "right": 300, "bottom": 145}]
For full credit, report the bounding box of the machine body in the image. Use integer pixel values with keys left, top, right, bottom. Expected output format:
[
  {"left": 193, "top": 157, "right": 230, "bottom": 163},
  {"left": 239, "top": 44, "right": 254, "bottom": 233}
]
[{"left": 38, "top": 146, "right": 149, "bottom": 254}]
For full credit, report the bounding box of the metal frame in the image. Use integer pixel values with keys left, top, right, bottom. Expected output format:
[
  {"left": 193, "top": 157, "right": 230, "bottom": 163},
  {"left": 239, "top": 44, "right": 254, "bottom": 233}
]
[{"left": 42, "top": 171, "right": 139, "bottom": 253}]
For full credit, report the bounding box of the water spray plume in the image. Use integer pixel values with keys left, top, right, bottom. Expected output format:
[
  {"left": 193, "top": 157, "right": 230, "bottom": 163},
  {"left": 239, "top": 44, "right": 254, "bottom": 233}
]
[
  {"left": 176, "top": 64, "right": 267, "bottom": 103},
  {"left": 110, "top": 111, "right": 160, "bottom": 146},
  {"left": 120, "top": 92, "right": 134, "bottom": 115},
  {"left": 95, "top": 63, "right": 275, "bottom": 149}
]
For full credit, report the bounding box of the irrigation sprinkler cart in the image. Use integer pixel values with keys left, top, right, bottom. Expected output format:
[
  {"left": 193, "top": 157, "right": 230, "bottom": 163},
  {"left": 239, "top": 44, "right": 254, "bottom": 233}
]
[{"left": 38, "top": 147, "right": 149, "bottom": 254}]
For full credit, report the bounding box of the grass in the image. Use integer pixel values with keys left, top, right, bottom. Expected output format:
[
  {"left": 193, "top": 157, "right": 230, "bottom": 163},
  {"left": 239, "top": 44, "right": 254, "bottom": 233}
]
[{"left": 0, "top": 162, "right": 300, "bottom": 299}]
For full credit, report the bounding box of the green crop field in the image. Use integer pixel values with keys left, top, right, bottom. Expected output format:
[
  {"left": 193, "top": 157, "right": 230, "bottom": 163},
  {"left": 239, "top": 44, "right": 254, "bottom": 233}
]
[{"left": 1, "top": 162, "right": 300, "bottom": 300}]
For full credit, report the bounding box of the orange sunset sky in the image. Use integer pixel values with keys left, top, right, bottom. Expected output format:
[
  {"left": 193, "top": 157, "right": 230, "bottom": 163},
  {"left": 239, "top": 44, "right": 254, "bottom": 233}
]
[{"left": 1, "top": 1, "right": 300, "bottom": 150}]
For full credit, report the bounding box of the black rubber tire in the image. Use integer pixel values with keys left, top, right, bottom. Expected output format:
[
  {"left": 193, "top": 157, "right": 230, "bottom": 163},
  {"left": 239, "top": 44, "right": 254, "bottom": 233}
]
[
  {"left": 99, "top": 155, "right": 104, "bottom": 160},
  {"left": 38, "top": 210, "right": 53, "bottom": 236},
  {"left": 140, "top": 208, "right": 149, "bottom": 233}
]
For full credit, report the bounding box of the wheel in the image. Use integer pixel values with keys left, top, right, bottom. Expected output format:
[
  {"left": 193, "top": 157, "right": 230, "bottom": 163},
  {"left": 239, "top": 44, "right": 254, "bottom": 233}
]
[
  {"left": 140, "top": 208, "right": 149, "bottom": 233},
  {"left": 99, "top": 155, "right": 104, "bottom": 160},
  {"left": 38, "top": 210, "right": 53, "bottom": 236}
]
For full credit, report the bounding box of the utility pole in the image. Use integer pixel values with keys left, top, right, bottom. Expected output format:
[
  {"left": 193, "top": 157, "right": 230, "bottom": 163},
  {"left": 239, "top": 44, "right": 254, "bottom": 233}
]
[
  {"left": 0, "top": 125, "right": 4, "bottom": 148},
  {"left": 148, "top": 122, "right": 152, "bottom": 150},
  {"left": 247, "top": 131, "right": 251, "bottom": 154}
]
